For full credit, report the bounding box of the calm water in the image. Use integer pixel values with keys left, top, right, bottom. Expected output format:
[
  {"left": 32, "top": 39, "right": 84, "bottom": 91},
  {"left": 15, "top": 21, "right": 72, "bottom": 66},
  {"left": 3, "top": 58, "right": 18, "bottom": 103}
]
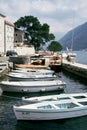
[{"left": 1, "top": 50, "right": 87, "bottom": 130}]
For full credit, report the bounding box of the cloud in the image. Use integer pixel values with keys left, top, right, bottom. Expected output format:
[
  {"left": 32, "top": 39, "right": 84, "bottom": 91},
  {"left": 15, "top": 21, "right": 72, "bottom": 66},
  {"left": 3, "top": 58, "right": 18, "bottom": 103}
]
[
  {"left": 32, "top": 0, "right": 56, "bottom": 13},
  {"left": 0, "top": 0, "right": 87, "bottom": 40}
]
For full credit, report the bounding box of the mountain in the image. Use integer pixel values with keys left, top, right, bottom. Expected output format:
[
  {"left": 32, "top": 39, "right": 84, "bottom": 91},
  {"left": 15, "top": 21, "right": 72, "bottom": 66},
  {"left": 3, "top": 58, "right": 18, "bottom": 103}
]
[{"left": 59, "top": 22, "right": 87, "bottom": 50}]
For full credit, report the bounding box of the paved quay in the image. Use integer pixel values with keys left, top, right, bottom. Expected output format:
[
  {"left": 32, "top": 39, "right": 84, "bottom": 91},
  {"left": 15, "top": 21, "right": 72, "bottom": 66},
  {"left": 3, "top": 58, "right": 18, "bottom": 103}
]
[{"left": 62, "top": 60, "right": 87, "bottom": 78}]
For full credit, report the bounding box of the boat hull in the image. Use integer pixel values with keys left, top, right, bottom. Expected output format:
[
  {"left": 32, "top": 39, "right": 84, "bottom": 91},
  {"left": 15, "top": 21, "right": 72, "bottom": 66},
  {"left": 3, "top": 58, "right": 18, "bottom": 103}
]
[
  {"left": 0, "top": 81, "right": 65, "bottom": 93},
  {"left": 12, "top": 68, "right": 54, "bottom": 75},
  {"left": 13, "top": 107, "right": 87, "bottom": 121},
  {"left": 6, "top": 73, "right": 56, "bottom": 81},
  {"left": 7, "top": 76, "right": 56, "bottom": 81},
  {"left": 15, "top": 64, "right": 47, "bottom": 69},
  {"left": 13, "top": 93, "right": 87, "bottom": 121},
  {"left": 22, "top": 93, "right": 87, "bottom": 103}
]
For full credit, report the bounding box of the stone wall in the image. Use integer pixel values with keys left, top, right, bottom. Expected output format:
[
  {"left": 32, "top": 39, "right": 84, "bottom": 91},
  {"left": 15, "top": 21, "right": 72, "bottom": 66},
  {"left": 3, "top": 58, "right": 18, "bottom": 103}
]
[
  {"left": 14, "top": 46, "right": 35, "bottom": 55},
  {"left": 9, "top": 55, "right": 30, "bottom": 64}
]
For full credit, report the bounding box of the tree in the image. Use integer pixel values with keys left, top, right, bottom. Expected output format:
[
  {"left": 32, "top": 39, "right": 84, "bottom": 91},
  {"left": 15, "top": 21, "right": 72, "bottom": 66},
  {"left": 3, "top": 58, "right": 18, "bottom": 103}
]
[
  {"left": 14, "top": 16, "right": 55, "bottom": 50},
  {"left": 47, "top": 41, "right": 62, "bottom": 52}
]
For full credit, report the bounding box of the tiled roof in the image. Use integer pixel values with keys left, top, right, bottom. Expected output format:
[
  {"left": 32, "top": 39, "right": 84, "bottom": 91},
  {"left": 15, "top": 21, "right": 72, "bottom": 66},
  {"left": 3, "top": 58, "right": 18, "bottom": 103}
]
[
  {"left": 5, "top": 20, "right": 14, "bottom": 27},
  {"left": 15, "top": 27, "right": 29, "bottom": 34}
]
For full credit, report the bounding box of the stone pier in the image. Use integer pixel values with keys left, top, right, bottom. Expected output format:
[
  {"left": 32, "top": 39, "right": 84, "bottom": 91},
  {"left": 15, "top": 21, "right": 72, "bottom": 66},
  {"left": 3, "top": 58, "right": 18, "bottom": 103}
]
[{"left": 62, "top": 60, "right": 87, "bottom": 79}]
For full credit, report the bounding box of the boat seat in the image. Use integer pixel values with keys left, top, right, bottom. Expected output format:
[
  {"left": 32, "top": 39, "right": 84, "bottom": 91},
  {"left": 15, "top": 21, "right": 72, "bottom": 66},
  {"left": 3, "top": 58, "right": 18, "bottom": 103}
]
[
  {"left": 50, "top": 104, "right": 59, "bottom": 109},
  {"left": 52, "top": 97, "right": 59, "bottom": 101}
]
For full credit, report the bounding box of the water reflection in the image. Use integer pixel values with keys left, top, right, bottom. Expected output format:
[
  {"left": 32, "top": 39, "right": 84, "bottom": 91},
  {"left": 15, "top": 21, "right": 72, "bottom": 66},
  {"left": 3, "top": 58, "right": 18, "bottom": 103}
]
[
  {"left": 15, "top": 116, "right": 87, "bottom": 130},
  {"left": 0, "top": 70, "right": 87, "bottom": 130}
]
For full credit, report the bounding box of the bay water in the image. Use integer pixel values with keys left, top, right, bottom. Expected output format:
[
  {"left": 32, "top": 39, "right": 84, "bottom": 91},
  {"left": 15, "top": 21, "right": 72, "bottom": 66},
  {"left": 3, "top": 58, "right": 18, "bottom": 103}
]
[{"left": 0, "top": 50, "right": 87, "bottom": 130}]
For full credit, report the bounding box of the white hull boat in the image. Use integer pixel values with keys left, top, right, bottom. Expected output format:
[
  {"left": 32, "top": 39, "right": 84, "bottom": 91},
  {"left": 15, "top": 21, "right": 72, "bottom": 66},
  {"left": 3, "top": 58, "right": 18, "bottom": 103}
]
[
  {"left": 13, "top": 93, "right": 87, "bottom": 121},
  {"left": 0, "top": 80, "right": 65, "bottom": 93},
  {"left": 12, "top": 68, "right": 55, "bottom": 75},
  {"left": 6, "top": 72, "right": 56, "bottom": 81},
  {"left": 22, "top": 93, "right": 87, "bottom": 103}
]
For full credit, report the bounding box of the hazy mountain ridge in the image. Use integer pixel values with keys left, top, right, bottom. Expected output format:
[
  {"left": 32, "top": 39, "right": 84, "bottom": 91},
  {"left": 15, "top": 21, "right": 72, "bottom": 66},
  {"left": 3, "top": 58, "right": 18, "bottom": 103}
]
[{"left": 59, "top": 22, "right": 87, "bottom": 50}]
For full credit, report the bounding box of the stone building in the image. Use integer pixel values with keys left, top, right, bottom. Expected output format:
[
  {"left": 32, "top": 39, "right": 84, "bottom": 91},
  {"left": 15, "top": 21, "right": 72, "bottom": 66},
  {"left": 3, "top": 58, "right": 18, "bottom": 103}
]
[
  {"left": 0, "top": 13, "right": 5, "bottom": 54},
  {"left": 14, "top": 27, "right": 25, "bottom": 46},
  {"left": 4, "top": 20, "right": 14, "bottom": 53},
  {"left": 0, "top": 13, "right": 14, "bottom": 55},
  {"left": 0, "top": 13, "right": 35, "bottom": 56},
  {"left": 14, "top": 27, "right": 35, "bottom": 55}
]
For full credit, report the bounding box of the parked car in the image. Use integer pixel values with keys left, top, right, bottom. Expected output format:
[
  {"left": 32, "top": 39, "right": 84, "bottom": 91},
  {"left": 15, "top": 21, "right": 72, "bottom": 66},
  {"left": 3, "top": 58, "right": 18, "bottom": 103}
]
[{"left": 6, "top": 50, "right": 18, "bottom": 56}]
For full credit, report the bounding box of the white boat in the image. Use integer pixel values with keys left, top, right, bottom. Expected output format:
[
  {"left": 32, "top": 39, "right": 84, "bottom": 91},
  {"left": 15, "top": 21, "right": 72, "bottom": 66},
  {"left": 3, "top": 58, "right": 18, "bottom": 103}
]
[
  {"left": 6, "top": 72, "right": 56, "bottom": 81},
  {"left": 0, "top": 80, "right": 65, "bottom": 93},
  {"left": 22, "top": 93, "right": 87, "bottom": 103},
  {"left": 62, "top": 50, "right": 76, "bottom": 63},
  {"left": 12, "top": 68, "right": 55, "bottom": 75},
  {"left": 13, "top": 93, "right": 87, "bottom": 121}
]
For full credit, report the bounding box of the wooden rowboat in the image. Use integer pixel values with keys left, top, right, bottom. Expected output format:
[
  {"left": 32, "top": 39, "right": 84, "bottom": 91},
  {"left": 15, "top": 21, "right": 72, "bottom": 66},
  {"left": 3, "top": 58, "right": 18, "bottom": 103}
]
[
  {"left": 15, "top": 64, "right": 47, "bottom": 69},
  {"left": 13, "top": 93, "right": 87, "bottom": 121}
]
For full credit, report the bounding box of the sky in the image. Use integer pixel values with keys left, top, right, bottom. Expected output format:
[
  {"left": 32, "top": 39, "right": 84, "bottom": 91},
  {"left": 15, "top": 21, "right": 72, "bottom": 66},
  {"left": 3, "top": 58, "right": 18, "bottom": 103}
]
[{"left": 0, "top": 0, "right": 87, "bottom": 40}]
